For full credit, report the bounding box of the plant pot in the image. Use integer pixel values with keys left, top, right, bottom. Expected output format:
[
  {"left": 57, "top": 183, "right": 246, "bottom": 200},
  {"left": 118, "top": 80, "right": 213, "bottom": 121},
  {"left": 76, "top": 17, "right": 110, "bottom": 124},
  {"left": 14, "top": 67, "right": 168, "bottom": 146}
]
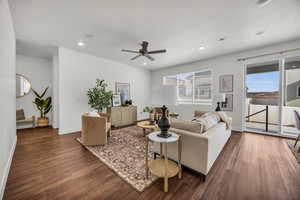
[{"left": 37, "top": 117, "right": 49, "bottom": 127}]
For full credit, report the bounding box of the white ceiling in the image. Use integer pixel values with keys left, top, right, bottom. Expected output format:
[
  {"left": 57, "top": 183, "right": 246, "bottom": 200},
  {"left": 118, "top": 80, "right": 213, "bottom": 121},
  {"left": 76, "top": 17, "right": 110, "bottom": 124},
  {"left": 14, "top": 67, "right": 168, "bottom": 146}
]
[{"left": 9, "top": 0, "right": 300, "bottom": 70}]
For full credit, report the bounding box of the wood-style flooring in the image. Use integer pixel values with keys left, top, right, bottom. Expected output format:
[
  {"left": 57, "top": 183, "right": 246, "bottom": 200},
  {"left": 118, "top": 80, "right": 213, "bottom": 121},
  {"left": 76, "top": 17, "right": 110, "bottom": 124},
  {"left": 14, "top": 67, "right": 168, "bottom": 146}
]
[{"left": 4, "top": 127, "right": 300, "bottom": 200}]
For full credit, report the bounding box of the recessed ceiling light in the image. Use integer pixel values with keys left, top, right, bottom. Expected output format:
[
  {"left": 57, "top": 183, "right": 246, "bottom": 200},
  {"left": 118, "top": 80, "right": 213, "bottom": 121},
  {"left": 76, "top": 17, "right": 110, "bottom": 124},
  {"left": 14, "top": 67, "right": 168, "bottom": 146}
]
[
  {"left": 256, "top": 31, "right": 264, "bottom": 35},
  {"left": 199, "top": 46, "right": 205, "bottom": 50},
  {"left": 77, "top": 41, "right": 85, "bottom": 47},
  {"left": 256, "top": 0, "right": 273, "bottom": 7},
  {"left": 143, "top": 62, "right": 147, "bottom": 66},
  {"left": 292, "top": 65, "right": 297, "bottom": 68}
]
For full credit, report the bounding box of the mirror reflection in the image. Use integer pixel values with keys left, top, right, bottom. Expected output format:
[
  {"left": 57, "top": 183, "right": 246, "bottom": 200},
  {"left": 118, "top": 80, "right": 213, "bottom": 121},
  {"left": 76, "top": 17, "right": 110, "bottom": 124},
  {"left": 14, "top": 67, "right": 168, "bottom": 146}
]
[{"left": 16, "top": 74, "right": 31, "bottom": 98}]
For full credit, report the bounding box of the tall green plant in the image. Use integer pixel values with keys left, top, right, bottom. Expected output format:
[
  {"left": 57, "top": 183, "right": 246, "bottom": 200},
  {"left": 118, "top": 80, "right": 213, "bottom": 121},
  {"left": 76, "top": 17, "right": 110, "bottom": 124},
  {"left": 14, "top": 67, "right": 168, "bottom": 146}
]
[
  {"left": 32, "top": 87, "right": 52, "bottom": 118},
  {"left": 87, "top": 79, "right": 113, "bottom": 112}
]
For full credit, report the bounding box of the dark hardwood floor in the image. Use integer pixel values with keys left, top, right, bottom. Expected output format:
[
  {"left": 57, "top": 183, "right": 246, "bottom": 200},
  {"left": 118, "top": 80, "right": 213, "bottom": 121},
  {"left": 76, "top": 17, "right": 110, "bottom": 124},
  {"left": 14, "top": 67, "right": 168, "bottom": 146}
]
[{"left": 4, "top": 127, "right": 300, "bottom": 200}]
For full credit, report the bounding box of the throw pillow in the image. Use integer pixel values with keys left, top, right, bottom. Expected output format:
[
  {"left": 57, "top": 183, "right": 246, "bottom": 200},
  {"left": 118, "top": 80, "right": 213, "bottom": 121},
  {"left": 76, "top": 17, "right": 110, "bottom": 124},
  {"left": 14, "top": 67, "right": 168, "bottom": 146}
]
[
  {"left": 194, "top": 110, "right": 206, "bottom": 118},
  {"left": 194, "top": 112, "right": 220, "bottom": 131},
  {"left": 88, "top": 111, "right": 100, "bottom": 117},
  {"left": 215, "top": 111, "right": 232, "bottom": 129},
  {"left": 170, "top": 119, "right": 204, "bottom": 134}
]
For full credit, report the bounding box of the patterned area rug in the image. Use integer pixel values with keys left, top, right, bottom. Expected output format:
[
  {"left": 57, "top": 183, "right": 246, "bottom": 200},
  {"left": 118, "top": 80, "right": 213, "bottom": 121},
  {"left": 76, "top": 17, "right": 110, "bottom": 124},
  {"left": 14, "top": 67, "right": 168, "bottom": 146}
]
[
  {"left": 76, "top": 126, "right": 157, "bottom": 192},
  {"left": 287, "top": 140, "right": 300, "bottom": 163}
]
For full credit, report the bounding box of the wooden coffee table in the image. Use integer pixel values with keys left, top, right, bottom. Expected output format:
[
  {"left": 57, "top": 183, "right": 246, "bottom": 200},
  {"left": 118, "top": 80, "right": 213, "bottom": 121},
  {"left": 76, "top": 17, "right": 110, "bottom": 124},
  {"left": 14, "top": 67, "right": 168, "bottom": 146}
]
[{"left": 137, "top": 121, "right": 158, "bottom": 136}]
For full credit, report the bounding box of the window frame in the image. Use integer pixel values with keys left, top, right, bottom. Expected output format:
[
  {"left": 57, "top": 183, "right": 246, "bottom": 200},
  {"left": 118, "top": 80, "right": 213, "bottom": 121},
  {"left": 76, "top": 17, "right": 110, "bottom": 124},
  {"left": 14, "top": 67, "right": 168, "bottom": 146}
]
[{"left": 163, "top": 69, "right": 213, "bottom": 105}]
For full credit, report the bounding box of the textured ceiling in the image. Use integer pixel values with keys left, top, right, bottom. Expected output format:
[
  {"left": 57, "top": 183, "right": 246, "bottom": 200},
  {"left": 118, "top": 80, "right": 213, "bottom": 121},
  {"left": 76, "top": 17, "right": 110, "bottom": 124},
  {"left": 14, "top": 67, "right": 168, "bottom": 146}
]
[{"left": 9, "top": 0, "right": 300, "bottom": 70}]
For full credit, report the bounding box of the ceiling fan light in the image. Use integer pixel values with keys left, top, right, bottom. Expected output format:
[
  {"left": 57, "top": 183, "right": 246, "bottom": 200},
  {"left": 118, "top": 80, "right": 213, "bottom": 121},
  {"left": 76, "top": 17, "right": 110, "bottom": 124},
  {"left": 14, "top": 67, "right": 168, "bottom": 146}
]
[{"left": 77, "top": 41, "right": 85, "bottom": 47}]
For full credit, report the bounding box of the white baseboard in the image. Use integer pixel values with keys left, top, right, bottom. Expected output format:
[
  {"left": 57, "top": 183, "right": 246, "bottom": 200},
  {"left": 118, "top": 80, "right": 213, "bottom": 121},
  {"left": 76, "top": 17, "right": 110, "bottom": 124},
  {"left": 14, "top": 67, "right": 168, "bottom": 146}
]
[{"left": 0, "top": 135, "right": 17, "bottom": 200}]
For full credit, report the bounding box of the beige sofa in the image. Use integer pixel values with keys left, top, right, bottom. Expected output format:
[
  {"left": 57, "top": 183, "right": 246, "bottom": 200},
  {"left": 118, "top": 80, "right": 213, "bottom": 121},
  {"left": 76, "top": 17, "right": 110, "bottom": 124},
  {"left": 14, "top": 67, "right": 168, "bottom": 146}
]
[{"left": 153, "top": 113, "right": 232, "bottom": 180}]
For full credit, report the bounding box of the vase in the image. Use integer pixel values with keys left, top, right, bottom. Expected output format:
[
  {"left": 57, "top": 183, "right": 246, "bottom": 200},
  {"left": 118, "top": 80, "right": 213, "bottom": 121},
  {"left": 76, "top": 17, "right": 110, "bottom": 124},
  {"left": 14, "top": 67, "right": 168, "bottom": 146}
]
[{"left": 157, "top": 105, "right": 171, "bottom": 138}]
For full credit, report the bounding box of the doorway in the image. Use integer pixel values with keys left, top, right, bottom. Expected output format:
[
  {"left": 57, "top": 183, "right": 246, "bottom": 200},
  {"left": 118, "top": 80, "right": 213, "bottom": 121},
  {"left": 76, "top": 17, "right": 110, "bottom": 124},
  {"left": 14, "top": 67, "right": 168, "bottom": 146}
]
[{"left": 244, "top": 55, "right": 300, "bottom": 138}]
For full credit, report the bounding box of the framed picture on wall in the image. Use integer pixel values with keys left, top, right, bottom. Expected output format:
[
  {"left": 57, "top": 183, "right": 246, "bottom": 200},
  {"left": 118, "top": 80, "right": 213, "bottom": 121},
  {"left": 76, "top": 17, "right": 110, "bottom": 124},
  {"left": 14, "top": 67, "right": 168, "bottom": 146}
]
[
  {"left": 219, "top": 74, "right": 233, "bottom": 92},
  {"left": 115, "top": 82, "right": 130, "bottom": 105},
  {"left": 112, "top": 94, "right": 121, "bottom": 107},
  {"left": 221, "top": 94, "right": 233, "bottom": 111}
]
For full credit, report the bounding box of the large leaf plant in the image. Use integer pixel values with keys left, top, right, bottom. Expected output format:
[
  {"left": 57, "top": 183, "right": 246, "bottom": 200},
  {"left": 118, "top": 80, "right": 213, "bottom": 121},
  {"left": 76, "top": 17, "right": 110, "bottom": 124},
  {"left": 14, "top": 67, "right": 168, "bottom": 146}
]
[
  {"left": 32, "top": 87, "right": 52, "bottom": 118},
  {"left": 87, "top": 79, "right": 113, "bottom": 112}
]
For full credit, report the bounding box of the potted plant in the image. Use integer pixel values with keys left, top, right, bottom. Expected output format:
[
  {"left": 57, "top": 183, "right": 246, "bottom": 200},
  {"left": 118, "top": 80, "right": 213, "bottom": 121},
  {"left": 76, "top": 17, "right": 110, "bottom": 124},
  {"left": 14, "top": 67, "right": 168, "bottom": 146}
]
[
  {"left": 143, "top": 106, "right": 155, "bottom": 124},
  {"left": 87, "top": 79, "right": 113, "bottom": 113},
  {"left": 32, "top": 87, "right": 52, "bottom": 127}
]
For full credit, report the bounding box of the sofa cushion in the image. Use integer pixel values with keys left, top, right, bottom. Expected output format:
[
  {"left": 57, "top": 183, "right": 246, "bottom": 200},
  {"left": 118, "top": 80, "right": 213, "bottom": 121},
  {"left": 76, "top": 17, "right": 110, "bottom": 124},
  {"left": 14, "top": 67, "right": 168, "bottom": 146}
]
[
  {"left": 194, "top": 112, "right": 220, "bottom": 131},
  {"left": 194, "top": 110, "right": 206, "bottom": 118},
  {"left": 170, "top": 119, "right": 203, "bottom": 134},
  {"left": 215, "top": 112, "right": 232, "bottom": 129}
]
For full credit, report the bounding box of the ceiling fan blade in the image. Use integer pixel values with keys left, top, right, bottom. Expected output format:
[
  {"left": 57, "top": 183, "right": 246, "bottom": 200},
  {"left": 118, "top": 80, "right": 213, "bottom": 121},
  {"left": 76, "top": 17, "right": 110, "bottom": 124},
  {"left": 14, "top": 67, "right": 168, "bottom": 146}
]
[
  {"left": 141, "top": 41, "right": 149, "bottom": 51},
  {"left": 131, "top": 54, "right": 142, "bottom": 60},
  {"left": 122, "top": 49, "right": 139, "bottom": 53},
  {"left": 148, "top": 49, "right": 167, "bottom": 54},
  {"left": 145, "top": 54, "right": 155, "bottom": 61}
]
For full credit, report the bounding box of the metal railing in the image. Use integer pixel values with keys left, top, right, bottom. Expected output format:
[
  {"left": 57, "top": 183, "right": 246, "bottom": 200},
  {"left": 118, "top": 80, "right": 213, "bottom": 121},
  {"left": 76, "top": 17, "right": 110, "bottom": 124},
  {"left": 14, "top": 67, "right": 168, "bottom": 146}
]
[{"left": 246, "top": 105, "right": 269, "bottom": 132}]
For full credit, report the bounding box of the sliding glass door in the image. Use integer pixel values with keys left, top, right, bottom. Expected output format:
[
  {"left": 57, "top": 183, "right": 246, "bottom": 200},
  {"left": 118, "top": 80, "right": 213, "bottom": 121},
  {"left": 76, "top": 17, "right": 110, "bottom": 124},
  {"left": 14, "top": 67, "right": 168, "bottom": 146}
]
[
  {"left": 245, "top": 60, "right": 280, "bottom": 134},
  {"left": 244, "top": 55, "right": 300, "bottom": 138},
  {"left": 282, "top": 56, "right": 300, "bottom": 136}
]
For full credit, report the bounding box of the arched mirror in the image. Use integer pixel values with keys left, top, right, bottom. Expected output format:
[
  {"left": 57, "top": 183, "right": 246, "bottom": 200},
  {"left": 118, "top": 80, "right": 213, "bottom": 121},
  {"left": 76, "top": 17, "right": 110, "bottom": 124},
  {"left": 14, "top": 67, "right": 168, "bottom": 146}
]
[{"left": 16, "top": 74, "right": 31, "bottom": 98}]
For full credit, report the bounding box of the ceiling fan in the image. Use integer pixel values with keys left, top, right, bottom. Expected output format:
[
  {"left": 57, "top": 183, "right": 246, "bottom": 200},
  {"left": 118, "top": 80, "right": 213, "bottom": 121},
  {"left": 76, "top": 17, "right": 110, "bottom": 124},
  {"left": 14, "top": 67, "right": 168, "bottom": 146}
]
[{"left": 122, "top": 41, "right": 166, "bottom": 61}]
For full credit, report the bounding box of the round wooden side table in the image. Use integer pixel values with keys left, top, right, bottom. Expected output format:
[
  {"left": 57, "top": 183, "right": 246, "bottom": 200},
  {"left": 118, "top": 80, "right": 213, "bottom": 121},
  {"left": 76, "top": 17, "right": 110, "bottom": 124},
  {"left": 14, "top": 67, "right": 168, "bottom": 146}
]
[{"left": 145, "top": 131, "right": 182, "bottom": 192}]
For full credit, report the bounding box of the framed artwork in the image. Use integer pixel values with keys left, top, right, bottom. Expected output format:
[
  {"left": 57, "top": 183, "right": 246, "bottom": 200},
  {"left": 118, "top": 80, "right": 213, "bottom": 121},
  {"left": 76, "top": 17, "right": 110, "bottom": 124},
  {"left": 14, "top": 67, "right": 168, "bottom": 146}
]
[
  {"left": 115, "top": 82, "right": 130, "bottom": 105},
  {"left": 221, "top": 94, "right": 233, "bottom": 111},
  {"left": 219, "top": 74, "right": 233, "bottom": 93},
  {"left": 112, "top": 94, "right": 121, "bottom": 107}
]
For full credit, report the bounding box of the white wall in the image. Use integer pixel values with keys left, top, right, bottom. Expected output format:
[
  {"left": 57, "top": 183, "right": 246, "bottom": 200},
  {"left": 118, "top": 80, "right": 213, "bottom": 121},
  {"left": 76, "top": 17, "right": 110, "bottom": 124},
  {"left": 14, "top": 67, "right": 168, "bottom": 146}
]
[
  {"left": 16, "top": 54, "right": 52, "bottom": 129},
  {"left": 52, "top": 53, "right": 59, "bottom": 129},
  {"left": 58, "top": 48, "right": 151, "bottom": 134},
  {"left": 151, "top": 39, "right": 300, "bottom": 131},
  {"left": 0, "top": 0, "right": 16, "bottom": 198}
]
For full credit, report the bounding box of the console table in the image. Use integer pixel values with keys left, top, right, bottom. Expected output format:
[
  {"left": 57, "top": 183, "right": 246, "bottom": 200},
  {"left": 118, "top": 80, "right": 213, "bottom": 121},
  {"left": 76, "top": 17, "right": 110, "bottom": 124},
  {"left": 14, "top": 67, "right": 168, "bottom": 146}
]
[
  {"left": 107, "top": 105, "right": 137, "bottom": 127},
  {"left": 145, "top": 131, "right": 182, "bottom": 192}
]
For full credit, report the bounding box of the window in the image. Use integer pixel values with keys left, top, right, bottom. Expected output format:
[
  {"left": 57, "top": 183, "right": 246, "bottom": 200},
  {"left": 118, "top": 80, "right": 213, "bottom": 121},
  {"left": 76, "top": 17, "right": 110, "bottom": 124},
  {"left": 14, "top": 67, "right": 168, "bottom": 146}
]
[{"left": 163, "top": 70, "right": 212, "bottom": 104}]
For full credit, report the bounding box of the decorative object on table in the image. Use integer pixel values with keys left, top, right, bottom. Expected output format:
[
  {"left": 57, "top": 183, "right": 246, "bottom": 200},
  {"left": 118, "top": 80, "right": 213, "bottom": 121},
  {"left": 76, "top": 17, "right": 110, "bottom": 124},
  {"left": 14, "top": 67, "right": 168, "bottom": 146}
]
[
  {"left": 115, "top": 82, "right": 130, "bottom": 105},
  {"left": 76, "top": 126, "right": 158, "bottom": 192},
  {"left": 112, "top": 94, "right": 121, "bottom": 107},
  {"left": 16, "top": 74, "right": 31, "bottom": 98},
  {"left": 125, "top": 99, "right": 133, "bottom": 105},
  {"left": 16, "top": 109, "right": 35, "bottom": 128},
  {"left": 157, "top": 105, "right": 171, "bottom": 138},
  {"left": 145, "top": 131, "right": 182, "bottom": 192},
  {"left": 87, "top": 79, "right": 113, "bottom": 112},
  {"left": 214, "top": 94, "right": 226, "bottom": 111},
  {"left": 32, "top": 87, "right": 52, "bottom": 127},
  {"left": 219, "top": 74, "right": 233, "bottom": 92},
  {"left": 152, "top": 107, "right": 169, "bottom": 123},
  {"left": 221, "top": 94, "right": 233, "bottom": 111},
  {"left": 123, "top": 99, "right": 133, "bottom": 106},
  {"left": 137, "top": 120, "right": 159, "bottom": 136}
]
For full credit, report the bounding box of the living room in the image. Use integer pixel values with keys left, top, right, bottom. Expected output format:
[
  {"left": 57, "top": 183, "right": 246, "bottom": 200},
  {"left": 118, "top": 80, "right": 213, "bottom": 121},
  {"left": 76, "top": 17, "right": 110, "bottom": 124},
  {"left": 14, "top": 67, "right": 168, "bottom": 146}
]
[{"left": 1, "top": 0, "right": 300, "bottom": 199}]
